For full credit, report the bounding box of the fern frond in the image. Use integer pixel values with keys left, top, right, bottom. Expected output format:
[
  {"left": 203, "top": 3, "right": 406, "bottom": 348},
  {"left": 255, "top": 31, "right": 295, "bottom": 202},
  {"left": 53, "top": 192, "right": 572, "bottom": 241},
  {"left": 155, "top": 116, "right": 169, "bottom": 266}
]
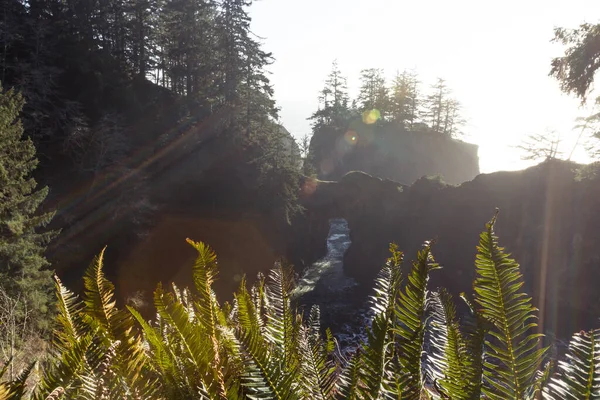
[
  {"left": 235, "top": 278, "right": 297, "bottom": 400},
  {"left": 459, "top": 293, "right": 488, "bottom": 399},
  {"left": 82, "top": 249, "right": 148, "bottom": 391},
  {"left": 427, "top": 289, "right": 478, "bottom": 399},
  {"left": 153, "top": 283, "right": 215, "bottom": 394},
  {"left": 82, "top": 248, "right": 116, "bottom": 332},
  {"left": 34, "top": 334, "right": 94, "bottom": 399},
  {"left": 394, "top": 241, "right": 439, "bottom": 398},
  {"left": 2, "top": 361, "right": 36, "bottom": 399},
  {"left": 297, "top": 306, "right": 337, "bottom": 399},
  {"left": 187, "top": 239, "right": 219, "bottom": 339},
  {"left": 336, "top": 350, "right": 363, "bottom": 400},
  {"left": 253, "top": 272, "right": 267, "bottom": 326},
  {"left": 53, "top": 275, "right": 85, "bottom": 353},
  {"left": 359, "top": 244, "right": 403, "bottom": 399},
  {"left": 473, "top": 216, "right": 547, "bottom": 399},
  {"left": 186, "top": 239, "right": 230, "bottom": 399},
  {"left": 544, "top": 329, "right": 600, "bottom": 399},
  {"left": 264, "top": 263, "right": 299, "bottom": 374},
  {"left": 532, "top": 359, "right": 554, "bottom": 398}
]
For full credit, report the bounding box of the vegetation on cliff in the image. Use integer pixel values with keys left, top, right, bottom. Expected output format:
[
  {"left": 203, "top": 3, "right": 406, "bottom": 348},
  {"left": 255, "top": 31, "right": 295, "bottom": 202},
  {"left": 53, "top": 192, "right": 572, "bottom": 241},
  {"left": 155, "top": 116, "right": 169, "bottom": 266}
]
[{"left": 304, "top": 63, "right": 479, "bottom": 183}]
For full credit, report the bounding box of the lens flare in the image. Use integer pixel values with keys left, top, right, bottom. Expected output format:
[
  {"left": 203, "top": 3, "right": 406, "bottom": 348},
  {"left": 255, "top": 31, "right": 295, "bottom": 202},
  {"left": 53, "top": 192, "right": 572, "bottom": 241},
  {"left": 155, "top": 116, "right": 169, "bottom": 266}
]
[
  {"left": 344, "top": 130, "right": 358, "bottom": 144},
  {"left": 362, "top": 109, "right": 381, "bottom": 125}
]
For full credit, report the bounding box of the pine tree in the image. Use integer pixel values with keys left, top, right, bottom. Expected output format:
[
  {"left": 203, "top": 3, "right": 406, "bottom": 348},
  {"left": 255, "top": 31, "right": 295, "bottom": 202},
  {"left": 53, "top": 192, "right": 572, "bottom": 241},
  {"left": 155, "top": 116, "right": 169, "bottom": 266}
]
[
  {"left": 309, "top": 61, "right": 351, "bottom": 129},
  {"left": 389, "top": 69, "right": 419, "bottom": 129},
  {"left": 422, "top": 77, "right": 447, "bottom": 133},
  {"left": 217, "top": 0, "right": 252, "bottom": 105},
  {"left": 0, "top": 85, "right": 56, "bottom": 330},
  {"left": 127, "top": 0, "right": 160, "bottom": 78},
  {"left": 441, "top": 98, "right": 464, "bottom": 137},
  {"left": 357, "top": 68, "right": 388, "bottom": 118}
]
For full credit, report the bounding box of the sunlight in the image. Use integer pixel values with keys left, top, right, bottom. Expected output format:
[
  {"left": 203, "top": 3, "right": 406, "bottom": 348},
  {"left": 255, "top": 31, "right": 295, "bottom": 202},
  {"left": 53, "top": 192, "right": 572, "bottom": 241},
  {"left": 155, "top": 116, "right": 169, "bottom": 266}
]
[{"left": 362, "top": 109, "right": 380, "bottom": 125}]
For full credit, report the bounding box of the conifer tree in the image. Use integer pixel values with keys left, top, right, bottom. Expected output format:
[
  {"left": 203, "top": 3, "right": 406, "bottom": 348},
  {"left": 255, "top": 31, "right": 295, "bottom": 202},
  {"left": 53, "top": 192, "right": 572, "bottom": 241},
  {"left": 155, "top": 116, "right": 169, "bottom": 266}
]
[
  {"left": 389, "top": 69, "right": 419, "bottom": 129},
  {"left": 357, "top": 68, "right": 388, "bottom": 118},
  {"left": 422, "top": 77, "right": 447, "bottom": 133},
  {"left": 0, "top": 85, "right": 56, "bottom": 330},
  {"left": 441, "top": 98, "right": 464, "bottom": 137},
  {"left": 309, "top": 61, "right": 351, "bottom": 129}
]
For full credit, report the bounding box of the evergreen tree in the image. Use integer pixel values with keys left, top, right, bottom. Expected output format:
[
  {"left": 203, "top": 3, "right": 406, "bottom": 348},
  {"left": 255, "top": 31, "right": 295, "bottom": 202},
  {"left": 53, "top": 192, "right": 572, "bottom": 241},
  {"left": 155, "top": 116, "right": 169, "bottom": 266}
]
[
  {"left": 422, "top": 77, "right": 447, "bottom": 133},
  {"left": 309, "top": 61, "right": 351, "bottom": 129},
  {"left": 0, "top": 85, "right": 56, "bottom": 330},
  {"left": 159, "top": 0, "right": 218, "bottom": 97},
  {"left": 441, "top": 97, "right": 464, "bottom": 137},
  {"left": 357, "top": 68, "right": 388, "bottom": 118},
  {"left": 127, "top": 0, "right": 160, "bottom": 78},
  {"left": 217, "top": 0, "right": 251, "bottom": 105},
  {"left": 389, "top": 69, "right": 419, "bottom": 129}
]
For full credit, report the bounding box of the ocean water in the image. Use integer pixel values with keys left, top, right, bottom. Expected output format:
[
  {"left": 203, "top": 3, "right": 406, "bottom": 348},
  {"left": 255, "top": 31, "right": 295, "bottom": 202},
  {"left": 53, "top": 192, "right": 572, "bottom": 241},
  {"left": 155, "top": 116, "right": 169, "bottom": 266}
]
[{"left": 293, "top": 219, "right": 372, "bottom": 353}]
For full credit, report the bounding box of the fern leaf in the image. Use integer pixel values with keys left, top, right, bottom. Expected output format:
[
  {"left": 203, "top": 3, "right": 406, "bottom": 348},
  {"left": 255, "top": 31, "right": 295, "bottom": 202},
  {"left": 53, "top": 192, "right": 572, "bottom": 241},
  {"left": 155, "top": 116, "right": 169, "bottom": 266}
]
[
  {"left": 34, "top": 334, "right": 94, "bottom": 399},
  {"left": 427, "top": 289, "right": 478, "bottom": 399},
  {"left": 186, "top": 239, "right": 229, "bottom": 399},
  {"left": 473, "top": 215, "right": 547, "bottom": 399},
  {"left": 459, "top": 293, "right": 488, "bottom": 399},
  {"left": 53, "top": 275, "right": 84, "bottom": 352},
  {"left": 236, "top": 278, "right": 297, "bottom": 400},
  {"left": 264, "top": 263, "right": 299, "bottom": 374},
  {"left": 394, "top": 241, "right": 439, "bottom": 398},
  {"left": 187, "top": 239, "right": 219, "bottom": 341},
  {"left": 360, "top": 245, "right": 403, "bottom": 400},
  {"left": 153, "top": 283, "right": 214, "bottom": 392},
  {"left": 297, "top": 306, "right": 338, "bottom": 399},
  {"left": 532, "top": 359, "right": 554, "bottom": 398},
  {"left": 336, "top": 350, "right": 363, "bottom": 400},
  {"left": 82, "top": 249, "right": 148, "bottom": 390},
  {"left": 82, "top": 248, "right": 116, "bottom": 332},
  {"left": 544, "top": 329, "right": 600, "bottom": 399}
]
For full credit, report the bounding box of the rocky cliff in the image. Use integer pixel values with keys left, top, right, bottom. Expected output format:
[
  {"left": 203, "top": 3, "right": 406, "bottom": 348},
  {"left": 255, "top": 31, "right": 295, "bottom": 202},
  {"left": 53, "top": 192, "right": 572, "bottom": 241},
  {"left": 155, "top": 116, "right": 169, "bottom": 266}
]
[
  {"left": 309, "top": 123, "right": 479, "bottom": 185},
  {"left": 295, "top": 161, "right": 600, "bottom": 339},
  {"left": 48, "top": 115, "right": 297, "bottom": 308}
]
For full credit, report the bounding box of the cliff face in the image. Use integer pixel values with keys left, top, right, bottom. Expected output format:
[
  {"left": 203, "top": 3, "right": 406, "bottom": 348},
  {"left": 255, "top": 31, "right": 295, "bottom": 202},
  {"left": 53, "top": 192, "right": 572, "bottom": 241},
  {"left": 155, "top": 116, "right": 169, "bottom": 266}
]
[
  {"left": 49, "top": 118, "right": 295, "bottom": 307},
  {"left": 297, "top": 161, "right": 600, "bottom": 339},
  {"left": 309, "top": 123, "right": 479, "bottom": 185}
]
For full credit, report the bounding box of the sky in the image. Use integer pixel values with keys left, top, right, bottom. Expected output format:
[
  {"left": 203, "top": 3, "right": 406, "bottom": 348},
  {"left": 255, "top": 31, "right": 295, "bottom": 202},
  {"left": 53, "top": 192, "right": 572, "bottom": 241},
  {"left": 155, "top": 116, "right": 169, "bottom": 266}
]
[{"left": 249, "top": 0, "right": 600, "bottom": 173}]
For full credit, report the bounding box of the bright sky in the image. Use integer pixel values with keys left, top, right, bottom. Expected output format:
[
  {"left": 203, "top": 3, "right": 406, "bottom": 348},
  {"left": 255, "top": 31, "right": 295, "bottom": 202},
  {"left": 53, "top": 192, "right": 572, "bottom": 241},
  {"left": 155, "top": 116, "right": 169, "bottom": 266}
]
[{"left": 249, "top": 0, "right": 600, "bottom": 173}]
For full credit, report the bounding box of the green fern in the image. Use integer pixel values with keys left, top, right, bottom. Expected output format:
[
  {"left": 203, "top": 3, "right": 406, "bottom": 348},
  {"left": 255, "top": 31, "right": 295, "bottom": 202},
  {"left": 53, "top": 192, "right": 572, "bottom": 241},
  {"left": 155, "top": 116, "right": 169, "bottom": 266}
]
[
  {"left": 358, "top": 244, "right": 403, "bottom": 399},
  {"left": 53, "top": 275, "right": 85, "bottom": 353},
  {"left": 264, "top": 263, "right": 300, "bottom": 374},
  {"left": 13, "top": 222, "right": 600, "bottom": 400},
  {"left": 153, "top": 283, "right": 217, "bottom": 395},
  {"left": 473, "top": 215, "right": 547, "bottom": 399},
  {"left": 335, "top": 349, "right": 363, "bottom": 400},
  {"left": 0, "top": 362, "right": 35, "bottom": 400},
  {"left": 297, "top": 306, "right": 337, "bottom": 399},
  {"left": 532, "top": 359, "right": 554, "bottom": 398},
  {"left": 82, "top": 248, "right": 148, "bottom": 393},
  {"left": 459, "top": 293, "right": 488, "bottom": 399},
  {"left": 235, "top": 277, "right": 297, "bottom": 400},
  {"left": 33, "top": 333, "right": 95, "bottom": 398},
  {"left": 427, "top": 288, "right": 479, "bottom": 399},
  {"left": 394, "top": 241, "right": 440, "bottom": 399},
  {"left": 543, "top": 329, "right": 600, "bottom": 399}
]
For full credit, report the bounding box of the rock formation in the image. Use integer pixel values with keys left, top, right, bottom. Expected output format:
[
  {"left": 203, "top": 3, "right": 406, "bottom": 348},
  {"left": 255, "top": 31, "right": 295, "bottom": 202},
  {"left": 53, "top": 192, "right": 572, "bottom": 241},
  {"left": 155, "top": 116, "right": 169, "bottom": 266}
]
[{"left": 295, "top": 160, "right": 600, "bottom": 339}]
